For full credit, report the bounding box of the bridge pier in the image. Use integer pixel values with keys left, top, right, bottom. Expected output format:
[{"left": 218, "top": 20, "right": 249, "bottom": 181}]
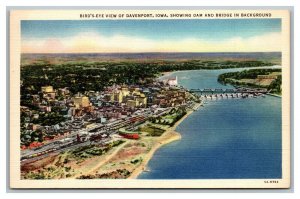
[{"left": 194, "top": 88, "right": 267, "bottom": 100}]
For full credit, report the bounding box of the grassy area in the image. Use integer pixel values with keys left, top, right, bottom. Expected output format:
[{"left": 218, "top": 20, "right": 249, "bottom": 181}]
[
  {"left": 22, "top": 140, "right": 126, "bottom": 180},
  {"left": 70, "top": 140, "right": 125, "bottom": 160},
  {"left": 218, "top": 68, "right": 282, "bottom": 95},
  {"left": 130, "top": 157, "right": 143, "bottom": 165},
  {"left": 150, "top": 107, "right": 187, "bottom": 126},
  {"left": 22, "top": 161, "right": 75, "bottom": 179},
  {"left": 77, "top": 169, "right": 131, "bottom": 179},
  {"left": 138, "top": 124, "right": 165, "bottom": 137}
]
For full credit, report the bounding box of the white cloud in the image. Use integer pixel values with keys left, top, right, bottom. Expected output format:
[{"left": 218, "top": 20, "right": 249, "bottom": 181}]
[{"left": 21, "top": 32, "right": 282, "bottom": 53}]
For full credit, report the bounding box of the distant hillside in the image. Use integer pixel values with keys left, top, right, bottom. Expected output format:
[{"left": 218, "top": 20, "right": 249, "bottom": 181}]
[{"left": 21, "top": 52, "right": 281, "bottom": 66}]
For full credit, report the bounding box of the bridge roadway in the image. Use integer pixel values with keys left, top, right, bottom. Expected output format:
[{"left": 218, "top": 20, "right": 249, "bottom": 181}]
[{"left": 189, "top": 87, "right": 268, "bottom": 94}]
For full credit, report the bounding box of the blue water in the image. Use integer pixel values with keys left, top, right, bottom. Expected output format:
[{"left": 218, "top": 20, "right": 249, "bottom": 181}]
[{"left": 139, "top": 67, "right": 282, "bottom": 179}]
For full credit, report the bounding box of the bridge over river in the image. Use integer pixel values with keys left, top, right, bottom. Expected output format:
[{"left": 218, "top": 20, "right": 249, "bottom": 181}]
[
  {"left": 189, "top": 87, "right": 269, "bottom": 99},
  {"left": 189, "top": 87, "right": 268, "bottom": 94}
]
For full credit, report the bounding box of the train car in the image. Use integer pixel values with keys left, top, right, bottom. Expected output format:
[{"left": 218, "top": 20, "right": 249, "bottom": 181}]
[{"left": 120, "top": 132, "right": 139, "bottom": 139}]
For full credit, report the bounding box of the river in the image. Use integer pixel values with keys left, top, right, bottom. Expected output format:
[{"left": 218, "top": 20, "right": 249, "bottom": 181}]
[{"left": 138, "top": 66, "right": 282, "bottom": 179}]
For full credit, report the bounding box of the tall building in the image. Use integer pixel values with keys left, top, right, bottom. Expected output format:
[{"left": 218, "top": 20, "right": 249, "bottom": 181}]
[
  {"left": 41, "top": 86, "right": 54, "bottom": 93},
  {"left": 73, "top": 96, "right": 90, "bottom": 108},
  {"left": 136, "top": 96, "right": 147, "bottom": 107},
  {"left": 121, "top": 87, "right": 130, "bottom": 97},
  {"left": 126, "top": 99, "right": 138, "bottom": 108},
  {"left": 110, "top": 91, "right": 123, "bottom": 103}
]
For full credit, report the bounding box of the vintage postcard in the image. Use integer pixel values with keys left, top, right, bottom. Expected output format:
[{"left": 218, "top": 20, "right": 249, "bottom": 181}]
[{"left": 9, "top": 9, "right": 291, "bottom": 188}]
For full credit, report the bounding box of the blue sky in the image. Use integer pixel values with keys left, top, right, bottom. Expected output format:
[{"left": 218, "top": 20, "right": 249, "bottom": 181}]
[
  {"left": 22, "top": 19, "right": 281, "bottom": 40},
  {"left": 21, "top": 19, "right": 282, "bottom": 53}
]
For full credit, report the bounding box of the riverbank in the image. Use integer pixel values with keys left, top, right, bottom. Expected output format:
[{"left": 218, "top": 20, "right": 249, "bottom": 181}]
[
  {"left": 73, "top": 130, "right": 182, "bottom": 179},
  {"left": 78, "top": 106, "right": 198, "bottom": 179},
  {"left": 138, "top": 68, "right": 282, "bottom": 180},
  {"left": 129, "top": 108, "right": 196, "bottom": 179},
  {"left": 160, "top": 71, "right": 172, "bottom": 76},
  {"left": 128, "top": 130, "right": 181, "bottom": 179},
  {"left": 267, "top": 93, "right": 282, "bottom": 98}
]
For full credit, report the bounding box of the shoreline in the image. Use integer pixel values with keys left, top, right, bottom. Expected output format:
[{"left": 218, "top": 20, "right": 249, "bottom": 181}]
[
  {"left": 83, "top": 66, "right": 278, "bottom": 179},
  {"left": 160, "top": 65, "right": 281, "bottom": 75},
  {"left": 266, "top": 93, "right": 282, "bottom": 98},
  {"left": 128, "top": 130, "right": 181, "bottom": 179},
  {"left": 129, "top": 109, "right": 196, "bottom": 179}
]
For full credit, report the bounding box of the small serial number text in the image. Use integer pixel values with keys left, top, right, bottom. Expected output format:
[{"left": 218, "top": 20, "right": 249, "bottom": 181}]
[{"left": 264, "top": 180, "right": 279, "bottom": 183}]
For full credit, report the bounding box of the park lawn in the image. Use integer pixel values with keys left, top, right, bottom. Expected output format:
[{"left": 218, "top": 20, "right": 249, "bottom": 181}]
[{"left": 138, "top": 124, "right": 165, "bottom": 137}]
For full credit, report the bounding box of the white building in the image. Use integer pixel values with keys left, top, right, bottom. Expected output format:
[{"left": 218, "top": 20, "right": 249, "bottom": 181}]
[{"left": 167, "top": 76, "right": 178, "bottom": 86}]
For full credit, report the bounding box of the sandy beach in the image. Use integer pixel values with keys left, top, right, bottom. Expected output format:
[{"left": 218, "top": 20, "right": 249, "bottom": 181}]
[
  {"left": 160, "top": 71, "right": 172, "bottom": 76},
  {"left": 128, "top": 109, "right": 195, "bottom": 179},
  {"left": 72, "top": 141, "right": 128, "bottom": 179},
  {"left": 128, "top": 130, "right": 181, "bottom": 179}
]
